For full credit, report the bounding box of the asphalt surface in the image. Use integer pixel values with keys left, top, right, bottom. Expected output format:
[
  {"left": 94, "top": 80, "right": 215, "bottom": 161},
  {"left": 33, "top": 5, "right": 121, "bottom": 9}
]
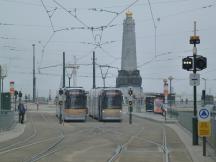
[{"left": 0, "top": 104, "right": 194, "bottom": 162}]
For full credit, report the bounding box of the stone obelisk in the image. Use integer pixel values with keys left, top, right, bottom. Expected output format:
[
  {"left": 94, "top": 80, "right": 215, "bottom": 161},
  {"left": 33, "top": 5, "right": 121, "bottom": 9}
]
[{"left": 116, "top": 11, "right": 142, "bottom": 92}]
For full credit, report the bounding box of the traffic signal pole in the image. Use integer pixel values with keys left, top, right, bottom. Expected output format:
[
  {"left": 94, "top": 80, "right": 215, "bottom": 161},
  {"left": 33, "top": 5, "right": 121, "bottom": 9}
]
[
  {"left": 183, "top": 21, "right": 207, "bottom": 146},
  {"left": 192, "top": 21, "right": 199, "bottom": 145},
  {"left": 128, "top": 88, "right": 133, "bottom": 124}
]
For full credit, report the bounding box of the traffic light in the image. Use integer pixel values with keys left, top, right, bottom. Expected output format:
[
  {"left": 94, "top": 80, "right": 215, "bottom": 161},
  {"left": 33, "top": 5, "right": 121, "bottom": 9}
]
[
  {"left": 128, "top": 88, "right": 133, "bottom": 96},
  {"left": 201, "top": 90, "right": 206, "bottom": 100},
  {"left": 18, "top": 91, "right": 22, "bottom": 98},
  {"left": 14, "top": 90, "right": 18, "bottom": 99},
  {"left": 195, "top": 56, "right": 207, "bottom": 70},
  {"left": 128, "top": 100, "right": 132, "bottom": 106},
  {"left": 59, "top": 89, "right": 63, "bottom": 95},
  {"left": 182, "top": 57, "right": 193, "bottom": 71}
]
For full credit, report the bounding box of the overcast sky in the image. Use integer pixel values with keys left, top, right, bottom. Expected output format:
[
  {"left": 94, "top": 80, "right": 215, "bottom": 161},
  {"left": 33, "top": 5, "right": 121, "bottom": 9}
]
[{"left": 0, "top": 0, "right": 216, "bottom": 99}]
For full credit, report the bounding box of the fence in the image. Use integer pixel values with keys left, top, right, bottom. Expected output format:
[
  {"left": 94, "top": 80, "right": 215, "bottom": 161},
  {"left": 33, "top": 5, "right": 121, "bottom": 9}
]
[
  {"left": 177, "top": 110, "right": 216, "bottom": 151},
  {"left": 156, "top": 100, "right": 216, "bottom": 150}
]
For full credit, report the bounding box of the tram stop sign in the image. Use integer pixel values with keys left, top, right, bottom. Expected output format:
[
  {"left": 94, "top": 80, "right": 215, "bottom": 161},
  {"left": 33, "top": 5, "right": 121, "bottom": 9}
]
[{"left": 198, "top": 107, "right": 211, "bottom": 137}]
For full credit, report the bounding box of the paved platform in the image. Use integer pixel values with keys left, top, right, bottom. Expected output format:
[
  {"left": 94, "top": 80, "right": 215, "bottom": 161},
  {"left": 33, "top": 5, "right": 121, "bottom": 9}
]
[{"left": 132, "top": 112, "right": 216, "bottom": 162}]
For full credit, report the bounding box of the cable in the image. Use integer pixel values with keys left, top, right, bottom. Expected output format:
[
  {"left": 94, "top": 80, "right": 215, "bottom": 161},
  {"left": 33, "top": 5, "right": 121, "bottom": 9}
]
[
  {"left": 53, "top": 0, "right": 89, "bottom": 28},
  {"left": 0, "top": 0, "right": 42, "bottom": 7},
  {"left": 40, "top": 0, "right": 56, "bottom": 32},
  {"left": 106, "top": 0, "right": 139, "bottom": 27},
  {"left": 99, "top": 46, "right": 120, "bottom": 60},
  {"left": 147, "top": 0, "right": 157, "bottom": 59},
  {"left": 39, "top": 64, "right": 62, "bottom": 70},
  {"left": 38, "top": 32, "right": 55, "bottom": 68},
  {"left": 147, "top": 0, "right": 156, "bottom": 29}
]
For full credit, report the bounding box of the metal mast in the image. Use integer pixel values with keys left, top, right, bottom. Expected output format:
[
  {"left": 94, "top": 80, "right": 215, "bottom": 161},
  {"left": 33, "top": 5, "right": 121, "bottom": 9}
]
[{"left": 33, "top": 44, "right": 36, "bottom": 102}]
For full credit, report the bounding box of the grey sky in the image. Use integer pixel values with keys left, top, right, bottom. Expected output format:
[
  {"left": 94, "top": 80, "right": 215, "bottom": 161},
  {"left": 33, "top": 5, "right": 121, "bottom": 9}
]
[{"left": 0, "top": 0, "right": 216, "bottom": 99}]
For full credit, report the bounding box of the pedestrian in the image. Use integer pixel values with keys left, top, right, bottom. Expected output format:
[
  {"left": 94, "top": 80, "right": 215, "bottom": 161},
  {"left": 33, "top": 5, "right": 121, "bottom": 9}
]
[
  {"left": 18, "top": 102, "right": 26, "bottom": 124},
  {"left": 161, "top": 104, "right": 166, "bottom": 116},
  {"left": 36, "top": 101, "right": 39, "bottom": 111}
]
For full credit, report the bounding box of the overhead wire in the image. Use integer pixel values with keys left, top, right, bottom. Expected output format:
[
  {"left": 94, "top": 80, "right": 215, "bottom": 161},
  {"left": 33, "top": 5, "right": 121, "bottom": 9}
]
[
  {"left": 38, "top": 32, "right": 55, "bottom": 68},
  {"left": 40, "top": 0, "right": 56, "bottom": 32},
  {"left": 147, "top": 0, "right": 157, "bottom": 59},
  {"left": 106, "top": 0, "right": 139, "bottom": 27},
  {"left": 53, "top": 0, "right": 89, "bottom": 28}
]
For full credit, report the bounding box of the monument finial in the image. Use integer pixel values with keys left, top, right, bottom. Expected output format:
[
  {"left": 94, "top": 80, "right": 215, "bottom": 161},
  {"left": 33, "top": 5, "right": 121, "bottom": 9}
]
[{"left": 126, "top": 10, "right": 133, "bottom": 17}]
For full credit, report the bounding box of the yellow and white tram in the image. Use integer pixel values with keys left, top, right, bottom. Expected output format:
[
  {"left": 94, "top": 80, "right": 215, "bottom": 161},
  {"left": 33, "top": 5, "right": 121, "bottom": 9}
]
[
  {"left": 56, "top": 87, "right": 87, "bottom": 121},
  {"left": 88, "top": 88, "right": 123, "bottom": 121}
]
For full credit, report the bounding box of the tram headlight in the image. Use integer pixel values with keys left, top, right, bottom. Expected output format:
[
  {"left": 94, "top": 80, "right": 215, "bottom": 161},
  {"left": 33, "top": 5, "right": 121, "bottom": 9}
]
[
  {"left": 102, "top": 110, "right": 105, "bottom": 113},
  {"left": 120, "top": 110, "right": 122, "bottom": 113}
]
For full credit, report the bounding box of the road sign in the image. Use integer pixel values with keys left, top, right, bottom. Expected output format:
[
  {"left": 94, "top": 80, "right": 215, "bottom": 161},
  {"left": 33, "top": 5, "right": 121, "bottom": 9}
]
[
  {"left": 198, "top": 107, "right": 211, "bottom": 121},
  {"left": 198, "top": 121, "right": 211, "bottom": 137},
  {"left": 198, "top": 107, "right": 211, "bottom": 137},
  {"left": 189, "top": 73, "right": 200, "bottom": 86}
]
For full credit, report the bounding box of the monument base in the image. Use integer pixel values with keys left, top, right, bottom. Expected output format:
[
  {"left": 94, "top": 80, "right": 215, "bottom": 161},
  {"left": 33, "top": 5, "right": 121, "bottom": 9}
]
[{"left": 116, "top": 70, "right": 142, "bottom": 87}]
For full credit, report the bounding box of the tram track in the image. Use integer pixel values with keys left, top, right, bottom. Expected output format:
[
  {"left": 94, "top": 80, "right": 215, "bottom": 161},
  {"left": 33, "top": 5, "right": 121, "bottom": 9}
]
[
  {"left": 0, "top": 112, "right": 66, "bottom": 162},
  {"left": 0, "top": 108, "right": 193, "bottom": 162},
  {"left": 23, "top": 130, "right": 64, "bottom": 162},
  {"left": 107, "top": 121, "right": 171, "bottom": 162}
]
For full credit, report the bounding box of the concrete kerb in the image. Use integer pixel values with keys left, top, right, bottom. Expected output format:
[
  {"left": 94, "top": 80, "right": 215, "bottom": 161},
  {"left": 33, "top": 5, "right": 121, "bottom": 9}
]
[
  {"left": 132, "top": 112, "right": 178, "bottom": 124},
  {"left": 132, "top": 112, "right": 216, "bottom": 162}
]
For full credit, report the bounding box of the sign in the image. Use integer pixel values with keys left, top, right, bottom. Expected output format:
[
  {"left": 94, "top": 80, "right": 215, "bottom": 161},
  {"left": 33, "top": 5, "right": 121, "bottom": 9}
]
[
  {"left": 189, "top": 73, "right": 200, "bottom": 86},
  {"left": 163, "top": 81, "right": 168, "bottom": 97},
  {"left": 198, "top": 121, "right": 211, "bottom": 137},
  {"left": 198, "top": 107, "right": 211, "bottom": 137},
  {"left": 154, "top": 98, "right": 163, "bottom": 114},
  {"left": 10, "top": 81, "right": 15, "bottom": 95},
  {"left": 198, "top": 107, "right": 211, "bottom": 121}
]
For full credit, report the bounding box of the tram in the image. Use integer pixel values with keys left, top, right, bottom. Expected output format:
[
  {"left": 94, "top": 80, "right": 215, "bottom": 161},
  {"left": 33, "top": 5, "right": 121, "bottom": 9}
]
[
  {"left": 145, "top": 96, "right": 155, "bottom": 112},
  {"left": 56, "top": 87, "right": 87, "bottom": 121},
  {"left": 88, "top": 88, "right": 123, "bottom": 121}
]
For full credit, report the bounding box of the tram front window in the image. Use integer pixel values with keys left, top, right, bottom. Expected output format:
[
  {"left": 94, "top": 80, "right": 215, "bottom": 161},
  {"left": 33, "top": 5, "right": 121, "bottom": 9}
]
[
  {"left": 103, "top": 95, "right": 122, "bottom": 108},
  {"left": 65, "top": 95, "right": 86, "bottom": 109}
]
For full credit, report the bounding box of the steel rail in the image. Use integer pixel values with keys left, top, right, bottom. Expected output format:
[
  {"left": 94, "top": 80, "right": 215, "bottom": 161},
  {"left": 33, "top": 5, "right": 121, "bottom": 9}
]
[
  {"left": 24, "top": 132, "right": 64, "bottom": 162},
  {"left": 107, "top": 124, "right": 171, "bottom": 162},
  {"left": 0, "top": 114, "right": 37, "bottom": 153}
]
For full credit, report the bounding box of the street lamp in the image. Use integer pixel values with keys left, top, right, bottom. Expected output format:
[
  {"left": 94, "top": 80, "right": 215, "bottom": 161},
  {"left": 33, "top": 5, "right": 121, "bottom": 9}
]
[
  {"left": 201, "top": 78, "right": 206, "bottom": 105},
  {"left": 168, "top": 76, "right": 174, "bottom": 118},
  {"left": 163, "top": 79, "right": 168, "bottom": 105},
  {"left": 168, "top": 76, "right": 174, "bottom": 94},
  {"left": 201, "top": 78, "right": 206, "bottom": 92},
  {"left": 168, "top": 76, "right": 174, "bottom": 107}
]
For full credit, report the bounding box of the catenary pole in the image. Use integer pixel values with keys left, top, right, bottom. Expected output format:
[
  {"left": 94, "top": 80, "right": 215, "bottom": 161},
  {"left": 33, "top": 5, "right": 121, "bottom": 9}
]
[
  {"left": 33, "top": 44, "right": 36, "bottom": 103},
  {"left": 63, "top": 52, "right": 65, "bottom": 88},
  {"left": 93, "top": 51, "right": 96, "bottom": 89}
]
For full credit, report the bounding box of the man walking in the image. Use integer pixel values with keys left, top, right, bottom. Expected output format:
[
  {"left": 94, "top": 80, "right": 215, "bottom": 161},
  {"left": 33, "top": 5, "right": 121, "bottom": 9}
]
[{"left": 18, "top": 102, "right": 26, "bottom": 124}]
